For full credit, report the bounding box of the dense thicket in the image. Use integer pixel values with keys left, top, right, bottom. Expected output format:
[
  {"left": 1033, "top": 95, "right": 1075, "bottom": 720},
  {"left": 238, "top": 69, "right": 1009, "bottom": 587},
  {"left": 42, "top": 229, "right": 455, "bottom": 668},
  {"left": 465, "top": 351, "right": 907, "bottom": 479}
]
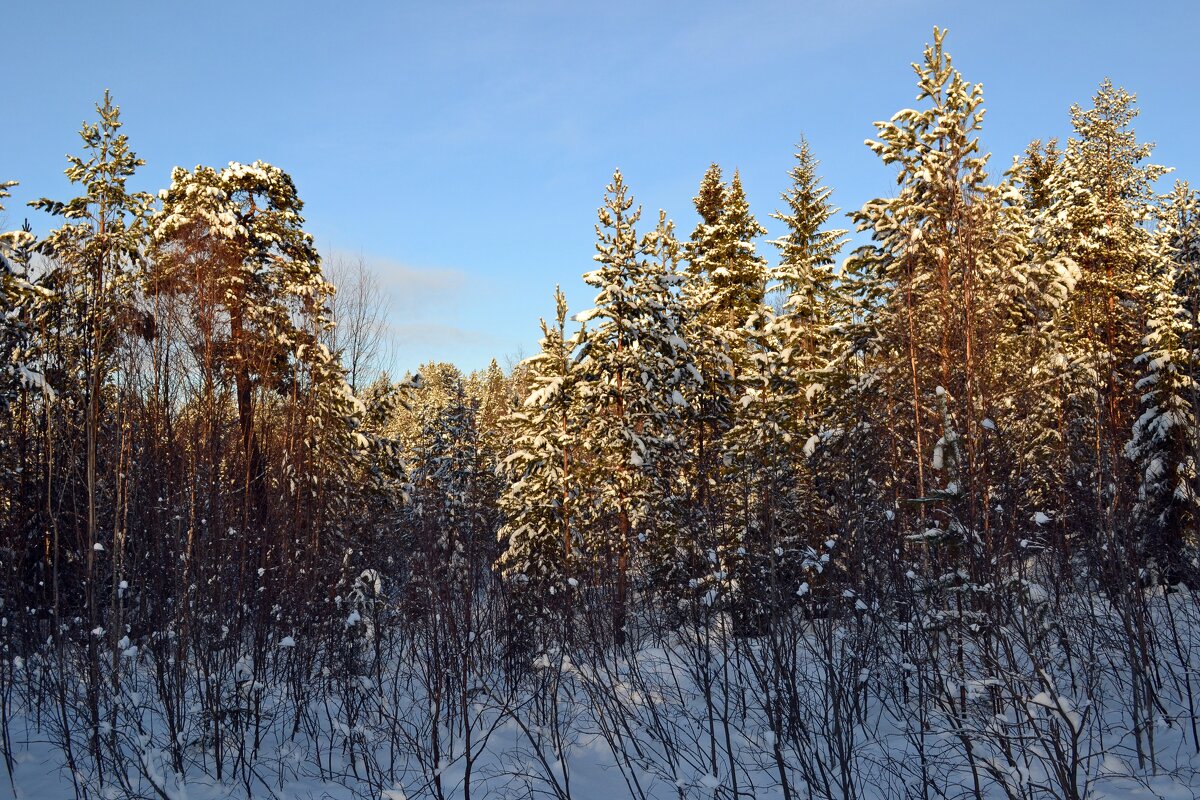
[{"left": 1, "top": 28, "right": 1198, "bottom": 800}]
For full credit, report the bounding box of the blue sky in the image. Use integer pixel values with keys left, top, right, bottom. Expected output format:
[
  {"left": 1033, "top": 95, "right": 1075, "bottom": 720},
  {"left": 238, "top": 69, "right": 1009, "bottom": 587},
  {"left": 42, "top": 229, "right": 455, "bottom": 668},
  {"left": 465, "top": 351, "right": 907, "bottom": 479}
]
[{"left": 3, "top": 1, "right": 1196, "bottom": 375}]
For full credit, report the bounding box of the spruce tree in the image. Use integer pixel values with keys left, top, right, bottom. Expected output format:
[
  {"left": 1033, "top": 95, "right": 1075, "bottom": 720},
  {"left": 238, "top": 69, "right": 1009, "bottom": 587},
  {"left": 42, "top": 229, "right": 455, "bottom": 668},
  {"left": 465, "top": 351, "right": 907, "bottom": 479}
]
[
  {"left": 0, "top": 184, "right": 50, "bottom": 620},
  {"left": 687, "top": 165, "right": 769, "bottom": 331},
  {"left": 638, "top": 209, "right": 700, "bottom": 600},
  {"left": 677, "top": 172, "right": 730, "bottom": 609},
  {"left": 1127, "top": 182, "right": 1200, "bottom": 585},
  {"left": 770, "top": 137, "right": 848, "bottom": 355},
  {"left": 719, "top": 138, "right": 849, "bottom": 631},
  {"left": 496, "top": 289, "right": 586, "bottom": 643},
  {"left": 407, "top": 372, "right": 495, "bottom": 633},
  {"left": 1003, "top": 144, "right": 1084, "bottom": 563},
  {"left": 577, "top": 169, "right": 695, "bottom": 642},
  {"left": 0, "top": 183, "right": 45, "bottom": 402}
]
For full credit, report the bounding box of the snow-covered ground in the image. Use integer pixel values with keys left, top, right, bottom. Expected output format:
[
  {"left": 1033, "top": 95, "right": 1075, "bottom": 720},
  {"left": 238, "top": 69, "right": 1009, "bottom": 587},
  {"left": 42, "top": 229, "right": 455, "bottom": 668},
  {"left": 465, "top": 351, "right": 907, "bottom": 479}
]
[{"left": 3, "top": 590, "right": 1200, "bottom": 799}]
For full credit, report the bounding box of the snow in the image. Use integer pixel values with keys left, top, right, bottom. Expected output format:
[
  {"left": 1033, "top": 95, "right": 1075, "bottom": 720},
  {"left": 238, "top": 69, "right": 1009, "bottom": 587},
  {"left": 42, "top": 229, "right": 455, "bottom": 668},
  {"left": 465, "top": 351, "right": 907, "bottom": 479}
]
[
  {"left": 3, "top": 615, "right": 1196, "bottom": 800},
  {"left": 803, "top": 434, "right": 820, "bottom": 457},
  {"left": 1025, "top": 582, "right": 1050, "bottom": 604}
]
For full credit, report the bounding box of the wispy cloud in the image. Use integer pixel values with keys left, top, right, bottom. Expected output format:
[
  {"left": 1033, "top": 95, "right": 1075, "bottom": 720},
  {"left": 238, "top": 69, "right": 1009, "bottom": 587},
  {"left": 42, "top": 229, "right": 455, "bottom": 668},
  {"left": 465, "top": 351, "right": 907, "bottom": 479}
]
[
  {"left": 322, "top": 247, "right": 499, "bottom": 372},
  {"left": 324, "top": 248, "right": 468, "bottom": 315},
  {"left": 387, "top": 322, "right": 494, "bottom": 348}
]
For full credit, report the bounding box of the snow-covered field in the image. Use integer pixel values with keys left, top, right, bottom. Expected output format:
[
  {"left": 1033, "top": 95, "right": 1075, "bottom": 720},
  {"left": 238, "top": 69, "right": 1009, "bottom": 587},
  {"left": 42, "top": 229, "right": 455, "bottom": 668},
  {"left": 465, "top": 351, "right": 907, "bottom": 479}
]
[{"left": 4, "top": 588, "right": 1199, "bottom": 800}]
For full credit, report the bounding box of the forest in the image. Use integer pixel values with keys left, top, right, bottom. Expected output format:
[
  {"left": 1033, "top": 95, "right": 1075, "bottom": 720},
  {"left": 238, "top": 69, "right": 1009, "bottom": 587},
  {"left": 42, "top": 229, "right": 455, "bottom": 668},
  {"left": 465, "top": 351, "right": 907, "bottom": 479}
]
[{"left": 1, "top": 27, "right": 1199, "bottom": 800}]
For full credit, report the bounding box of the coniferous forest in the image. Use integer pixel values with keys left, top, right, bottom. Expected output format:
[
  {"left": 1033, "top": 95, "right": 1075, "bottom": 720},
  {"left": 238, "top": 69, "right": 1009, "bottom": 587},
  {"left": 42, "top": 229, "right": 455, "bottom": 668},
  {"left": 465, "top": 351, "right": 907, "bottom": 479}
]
[{"left": 2, "top": 27, "right": 1200, "bottom": 800}]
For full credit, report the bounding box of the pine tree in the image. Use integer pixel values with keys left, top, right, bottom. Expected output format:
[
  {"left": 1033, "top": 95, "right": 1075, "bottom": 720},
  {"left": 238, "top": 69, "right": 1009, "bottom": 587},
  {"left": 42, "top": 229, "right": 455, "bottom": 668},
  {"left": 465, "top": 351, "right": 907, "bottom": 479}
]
[
  {"left": 841, "top": 28, "right": 1031, "bottom": 626},
  {"left": 32, "top": 92, "right": 152, "bottom": 539},
  {"left": 153, "top": 160, "right": 362, "bottom": 527},
  {"left": 1040, "top": 80, "right": 1169, "bottom": 544},
  {"left": 149, "top": 155, "right": 371, "bottom": 684},
  {"left": 30, "top": 89, "right": 152, "bottom": 771}
]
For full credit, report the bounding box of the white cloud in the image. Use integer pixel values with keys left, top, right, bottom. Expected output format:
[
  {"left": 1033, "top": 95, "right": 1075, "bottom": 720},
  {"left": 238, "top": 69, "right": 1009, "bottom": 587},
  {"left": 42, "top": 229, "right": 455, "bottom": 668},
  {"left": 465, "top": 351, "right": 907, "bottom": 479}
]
[
  {"left": 387, "top": 322, "right": 493, "bottom": 348},
  {"left": 323, "top": 248, "right": 468, "bottom": 315},
  {"left": 321, "top": 247, "right": 500, "bottom": 371}
]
